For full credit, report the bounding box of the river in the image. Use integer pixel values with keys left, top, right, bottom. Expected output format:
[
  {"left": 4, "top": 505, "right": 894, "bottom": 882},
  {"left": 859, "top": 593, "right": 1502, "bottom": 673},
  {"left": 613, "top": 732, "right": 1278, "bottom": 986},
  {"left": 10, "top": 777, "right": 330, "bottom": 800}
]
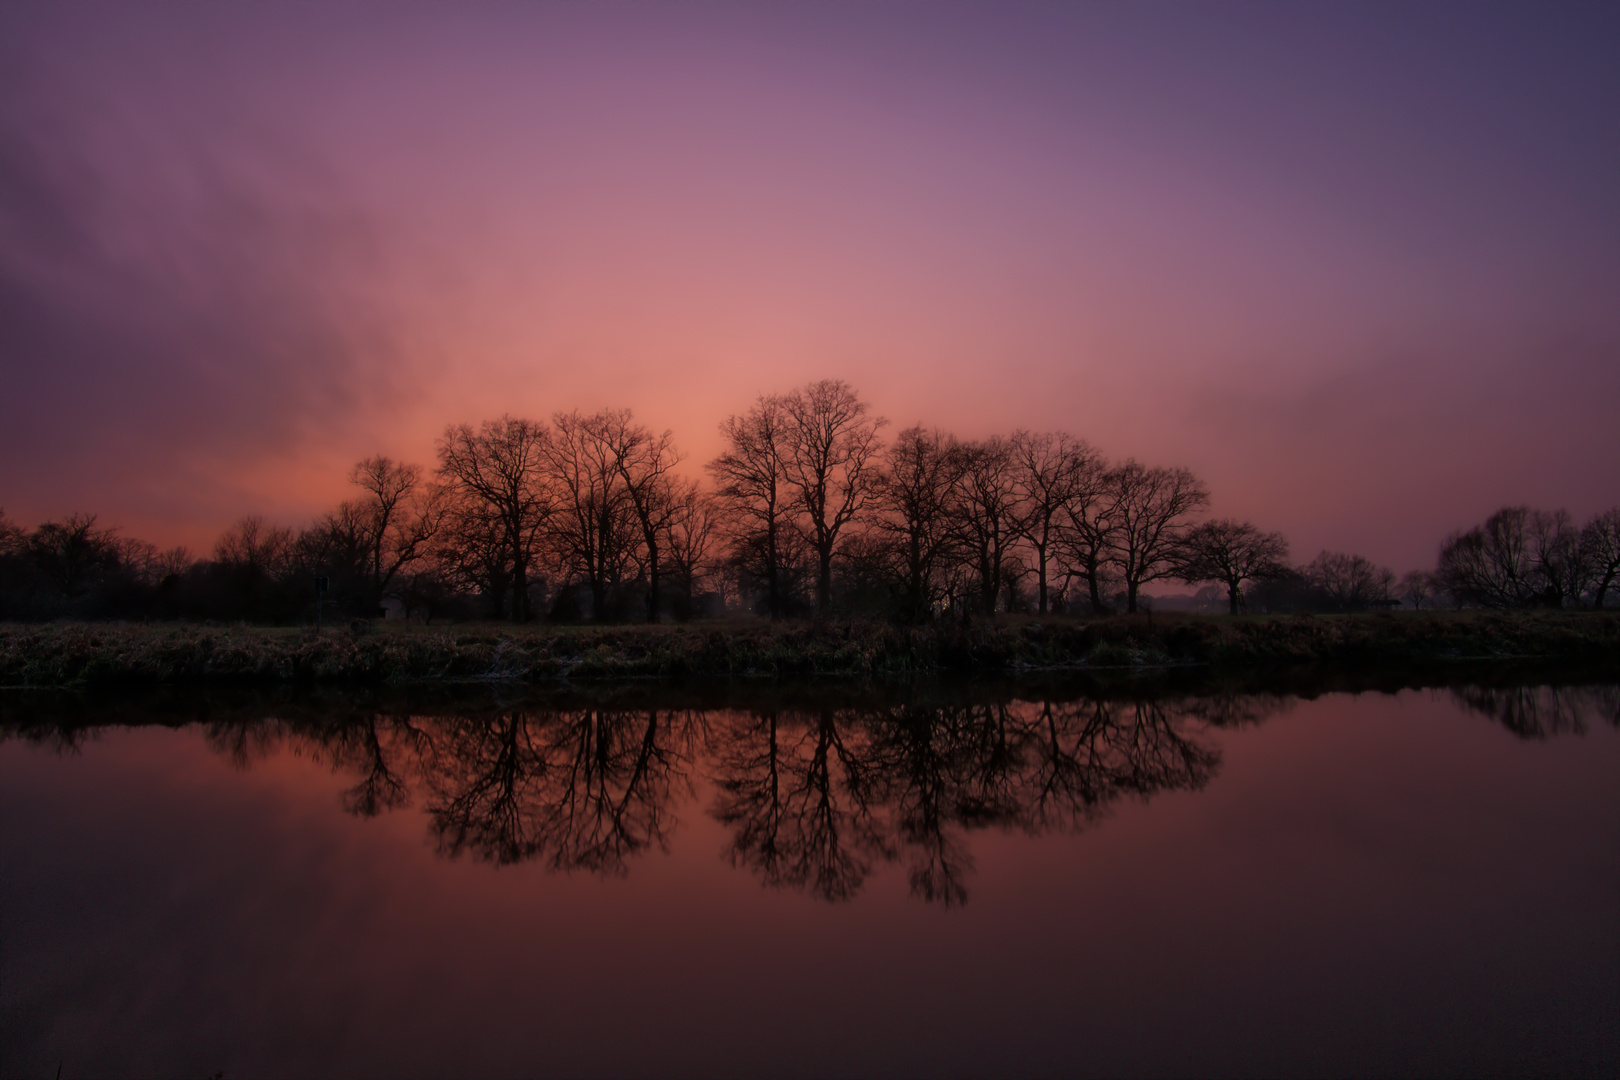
[{"left": 1, "top": 675, "right": 1615, "bottom": 1077}]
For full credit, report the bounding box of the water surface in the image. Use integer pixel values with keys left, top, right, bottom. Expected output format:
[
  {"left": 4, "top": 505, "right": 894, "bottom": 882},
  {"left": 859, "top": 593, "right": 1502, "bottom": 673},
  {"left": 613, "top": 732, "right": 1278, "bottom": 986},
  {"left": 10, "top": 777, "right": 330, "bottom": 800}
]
[{"left": 1, "top": 678, "right": 1616, "bottom": 1078}]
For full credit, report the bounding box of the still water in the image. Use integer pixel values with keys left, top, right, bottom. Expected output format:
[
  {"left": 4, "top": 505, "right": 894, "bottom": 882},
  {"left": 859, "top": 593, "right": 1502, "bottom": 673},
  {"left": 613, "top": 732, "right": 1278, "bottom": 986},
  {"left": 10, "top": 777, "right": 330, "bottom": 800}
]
[{"left": 1, "top": 677, "right": 1616, "bottom": 1078}]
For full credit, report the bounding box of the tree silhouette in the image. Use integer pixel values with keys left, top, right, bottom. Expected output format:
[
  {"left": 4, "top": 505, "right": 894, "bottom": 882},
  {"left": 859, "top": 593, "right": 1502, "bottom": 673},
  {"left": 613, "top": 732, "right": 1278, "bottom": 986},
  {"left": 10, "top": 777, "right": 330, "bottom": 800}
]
[
  {"left": 1436, "top": 506, "right": 1540, "bottom": 608},
  {"left": 778, "top": 380, "right": 888, "bottom": 616},
  {"left": 1583, "top": 508, "right": 1620, "bottom": 609},
  {"left": 1303, "top": 550, "right": 1396, "bottom": 610},
  {"left": 1105, "top": 461, "right": 1209, "bottom": 613},
  {"left": 1052, "top": 451, "right": 1118, "bottom": 613},
  {"left": 20, "top": 377, "right": 1619, "bottom": 624},
  {"left": 871, "top": 426, "right": 964, "bottom": 623},
  {"left": 1398, "top": 569, "right": 1439, "bottom": 610},
  {"left": 436, "top": 416, "right": 553, "bottom": 621},
  {"left": 546, "top": 410, "right": 644, "bottom": 620},
  {"left": 661, "top": 479, "right": 720, "bottom": 618},
  {"left": 1528, "top": 509, "right": 1588, "bottom": 609},
  {"left": 952, "top": 436, "right": 1024, "bottom": 617},
  {"left": 1179, "top": 519, "right": 1290, "bottom": 614},
  {"left": 28, "top": 513, "right": 120, "bottom": 597},
  {"left": 212, "top": 514, "right": 295, "bottom": 617},
  {"left": 708, "top": 395, "right": 802, "bottom": 617},
  {"left": 1011, "top": 430, "right": 1103, "bottom": 614},
  {"left": 594, "top": 410, "right": 683, "bottom": 622},
  {"left": 344, "top": 456, "right": 444, "bottom": 611}
]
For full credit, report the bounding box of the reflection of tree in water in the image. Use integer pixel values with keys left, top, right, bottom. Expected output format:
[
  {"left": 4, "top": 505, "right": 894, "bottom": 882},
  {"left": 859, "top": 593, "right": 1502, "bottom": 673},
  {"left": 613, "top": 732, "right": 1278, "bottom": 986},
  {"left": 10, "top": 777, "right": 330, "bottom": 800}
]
[
  {"left": 1451, "top": 685, "right": 1620, "bottom": 739},
  {"left": 204, "top": 717, "right": 292, "bottom": 771},
  {"left": 325, "top": 714, "right": 431, "bottom": 818},
  {"left": 155, "top": 679, "right": 1616, "bottom": 907},
  {"left": 862, "top": 703, "right": 1025, "bottom": 907},
  {"left": 203, "top": 711, "right": 431, "bottom": 818},
  {"left": 1183, "top": 691, "right": 1296, "bottom": 730},
  {"left": 711, "top": 709, "right": 890, "bottom": 902},
  {"left": 1022, "top": 699, "right": 1220, "bottom": 834},
  {"left": 712, "top": 696, "right": 1229, "bottom": 906},
  {"left": 421, "top": 708, "right": 704, "bottom": 874}
]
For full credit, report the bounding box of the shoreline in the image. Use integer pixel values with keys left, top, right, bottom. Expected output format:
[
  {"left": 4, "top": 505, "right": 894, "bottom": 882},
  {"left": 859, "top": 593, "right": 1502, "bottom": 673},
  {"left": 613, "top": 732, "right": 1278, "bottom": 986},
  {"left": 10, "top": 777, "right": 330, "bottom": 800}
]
[{"left": 1, "top": 611, "right": 1616, "bottom": 689}]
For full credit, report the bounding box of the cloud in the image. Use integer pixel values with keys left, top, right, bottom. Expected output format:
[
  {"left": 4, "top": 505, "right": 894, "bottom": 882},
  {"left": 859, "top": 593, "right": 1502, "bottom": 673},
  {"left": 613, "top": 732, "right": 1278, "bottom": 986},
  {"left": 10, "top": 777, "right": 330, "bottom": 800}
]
[{"left": 0, "top": 86, "right": 413, "bottom": 539}]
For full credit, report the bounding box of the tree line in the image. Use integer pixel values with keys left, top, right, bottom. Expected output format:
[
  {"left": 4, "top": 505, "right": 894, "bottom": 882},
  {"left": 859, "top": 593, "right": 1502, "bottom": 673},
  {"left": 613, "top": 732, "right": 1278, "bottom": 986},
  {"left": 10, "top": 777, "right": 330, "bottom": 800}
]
[{"left": 3, "top": 379, "right": 1617, "bottom": 622}]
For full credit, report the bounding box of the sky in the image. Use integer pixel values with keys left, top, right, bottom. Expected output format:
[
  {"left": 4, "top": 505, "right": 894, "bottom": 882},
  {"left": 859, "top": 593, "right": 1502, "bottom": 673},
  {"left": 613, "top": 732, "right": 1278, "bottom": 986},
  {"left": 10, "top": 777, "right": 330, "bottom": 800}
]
[{"left": 2, "top": 2, "right": 1617, "bottom": 572}]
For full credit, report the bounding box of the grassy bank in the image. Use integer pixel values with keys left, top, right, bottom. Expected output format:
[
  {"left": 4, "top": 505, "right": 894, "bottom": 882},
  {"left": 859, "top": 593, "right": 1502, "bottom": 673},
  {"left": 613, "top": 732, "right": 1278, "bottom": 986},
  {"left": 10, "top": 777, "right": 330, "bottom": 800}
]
[{"left": 1, "top": 611, "right": 1617, "bottom": 688}]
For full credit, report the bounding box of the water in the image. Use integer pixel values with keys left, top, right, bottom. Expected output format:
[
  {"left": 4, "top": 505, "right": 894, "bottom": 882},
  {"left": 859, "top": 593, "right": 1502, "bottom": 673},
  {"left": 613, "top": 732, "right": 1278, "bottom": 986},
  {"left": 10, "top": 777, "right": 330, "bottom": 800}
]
[{"left": 1, "top": 677, "right": 1616, "bottom": 1078}]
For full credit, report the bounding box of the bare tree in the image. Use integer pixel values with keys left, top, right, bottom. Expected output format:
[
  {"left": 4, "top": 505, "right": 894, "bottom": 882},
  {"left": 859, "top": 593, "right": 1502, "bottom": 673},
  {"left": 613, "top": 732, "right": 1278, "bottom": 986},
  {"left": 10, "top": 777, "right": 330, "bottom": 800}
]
[
  {"left": 1105, "top": 461, "right": 1210, "bottom": 613},
  {"left": 109, "top": 537, "right": 166, "bottom": 589},
  {"left": 214, "top": 514, "right": 294, "bottom": 578},
  {"left": 546, "top": 410, "right": 643, "bottom": 620},
  {"left": 305, "top": 459, "right": 445, "bottom": 614},
  {"left": 345, "top": 456, "right": 445, "bottom": 610},
  {"left": 212, "top": 514, "right": 297, "bottom": 617},
  {"left": 872, "top": 426, "right": 964, "bottom": 623},
  {"left": 1583, "top": 507, "right": 1620, "bottom": 609},
  {"left": 1178, "top": 519, "right": 1290, "bottom": 614},
  {"left": 1053, "top": 453, "right": 1118, "bottom": 614},
  {"left": 30, "top": 513, "right": 121, "bottom": 597},
  {"left": 1436, "top": 506, "right": 1541, "bottom": 608},
  {"left": 436, "top": 416, "right": 553, "bottom": 621},
  {"left": 708, "top": 395, "right": 798, "bottom": 618},
  {"left": 153, "top": 545, "right": 192, "bottom": 581},
  {"left": 431, "top": 498, "right": 514, "bottom": 619},
  {"left": 662, "top": 479, "right": 720, "bottom": 618},
  {"left": 0, "top": 509, "right": 23, "bottom": 556},
  {"left": 1398, "top": 569, "right": 1439, "bottom": 610},
  {"left": 300, "top": 500, "right": 369, "bottom": 598},
  {"left": 1010, "top": 430, "right": 1102, "bottom": 614},
  {"left": 1528, "top": 509, "right": 1589, "bottom": 609},
  {"left": 1304, "top": 550, "right": 1396, "bottom": 610},
  {"left": 585, "top": 410, "right": 683, "bottom": 622},
  {"left": 952, "top": 436, "right": 1023, "bottom": 617},
  {"left": 778, "top": 379, "right": 888, "bottom": 615}
]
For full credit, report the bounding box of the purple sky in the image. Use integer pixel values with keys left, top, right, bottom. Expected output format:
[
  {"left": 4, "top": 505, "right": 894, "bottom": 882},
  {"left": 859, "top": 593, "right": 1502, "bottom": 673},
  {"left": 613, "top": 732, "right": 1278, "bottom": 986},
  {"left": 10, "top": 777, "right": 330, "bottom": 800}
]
[{"left": 2, "top": 2, "right": 1617, "bottom": 570}]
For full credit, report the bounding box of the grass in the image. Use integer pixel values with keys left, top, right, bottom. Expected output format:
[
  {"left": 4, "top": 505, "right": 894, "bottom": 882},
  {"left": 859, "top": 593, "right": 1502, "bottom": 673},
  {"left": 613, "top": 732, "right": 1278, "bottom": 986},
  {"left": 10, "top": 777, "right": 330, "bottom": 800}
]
[{"left": 0, "top": 610, "right": 1616, "bottom": 688}]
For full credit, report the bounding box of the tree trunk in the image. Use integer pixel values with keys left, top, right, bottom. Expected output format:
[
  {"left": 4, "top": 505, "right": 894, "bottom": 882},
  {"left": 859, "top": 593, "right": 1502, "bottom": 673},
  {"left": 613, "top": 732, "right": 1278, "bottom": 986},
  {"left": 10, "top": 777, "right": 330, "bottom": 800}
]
[
  {"left": 1086, "top": 560, "right": 1107, "bottom": 614},
  {"left": 645, "top": 537, "right": 661, "bottom": 623},
  {"left": 486, "top": 568, "right": 507, "bottom": 620},
  {"left": 512, "top": 557, "right": 529, "bottom": 622},
  {"left": 765, "top": 521, "right": 781, "bottom": 618}
]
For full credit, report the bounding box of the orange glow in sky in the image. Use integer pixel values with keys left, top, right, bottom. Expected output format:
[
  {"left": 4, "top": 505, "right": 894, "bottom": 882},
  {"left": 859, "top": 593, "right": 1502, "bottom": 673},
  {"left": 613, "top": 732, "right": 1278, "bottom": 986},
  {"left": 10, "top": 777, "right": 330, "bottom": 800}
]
[{"left": 2, "top": 4, "right": 1616, "bottom": 570}]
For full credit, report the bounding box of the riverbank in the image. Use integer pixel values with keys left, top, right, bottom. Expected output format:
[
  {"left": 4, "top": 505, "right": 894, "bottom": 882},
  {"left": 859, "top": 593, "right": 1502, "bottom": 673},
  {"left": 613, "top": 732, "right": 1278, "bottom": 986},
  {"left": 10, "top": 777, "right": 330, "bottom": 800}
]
[{"left": 1, "top": 611, "right": 1616, "bottom": 688}]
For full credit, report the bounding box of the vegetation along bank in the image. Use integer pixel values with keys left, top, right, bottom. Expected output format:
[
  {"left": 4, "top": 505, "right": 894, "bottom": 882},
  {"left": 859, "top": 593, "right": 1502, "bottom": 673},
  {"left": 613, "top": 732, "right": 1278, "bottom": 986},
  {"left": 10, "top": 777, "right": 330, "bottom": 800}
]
[{"left": 2, "top": 611, "right": 1616, "bottom": 689}]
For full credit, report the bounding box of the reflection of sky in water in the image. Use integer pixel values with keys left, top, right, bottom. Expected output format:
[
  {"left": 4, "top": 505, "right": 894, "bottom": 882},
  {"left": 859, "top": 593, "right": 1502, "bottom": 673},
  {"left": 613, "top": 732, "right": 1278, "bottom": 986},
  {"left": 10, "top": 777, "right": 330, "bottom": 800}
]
[{"left": 1, "top": 687, "right": 1616, "bottom": 1077}]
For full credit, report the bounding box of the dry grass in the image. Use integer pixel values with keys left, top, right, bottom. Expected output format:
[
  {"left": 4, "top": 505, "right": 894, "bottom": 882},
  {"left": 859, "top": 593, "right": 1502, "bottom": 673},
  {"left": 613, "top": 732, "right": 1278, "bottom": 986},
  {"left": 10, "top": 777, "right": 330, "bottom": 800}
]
[{"left": 0, "top": 610, "right": 1615, "bottom": 688}]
